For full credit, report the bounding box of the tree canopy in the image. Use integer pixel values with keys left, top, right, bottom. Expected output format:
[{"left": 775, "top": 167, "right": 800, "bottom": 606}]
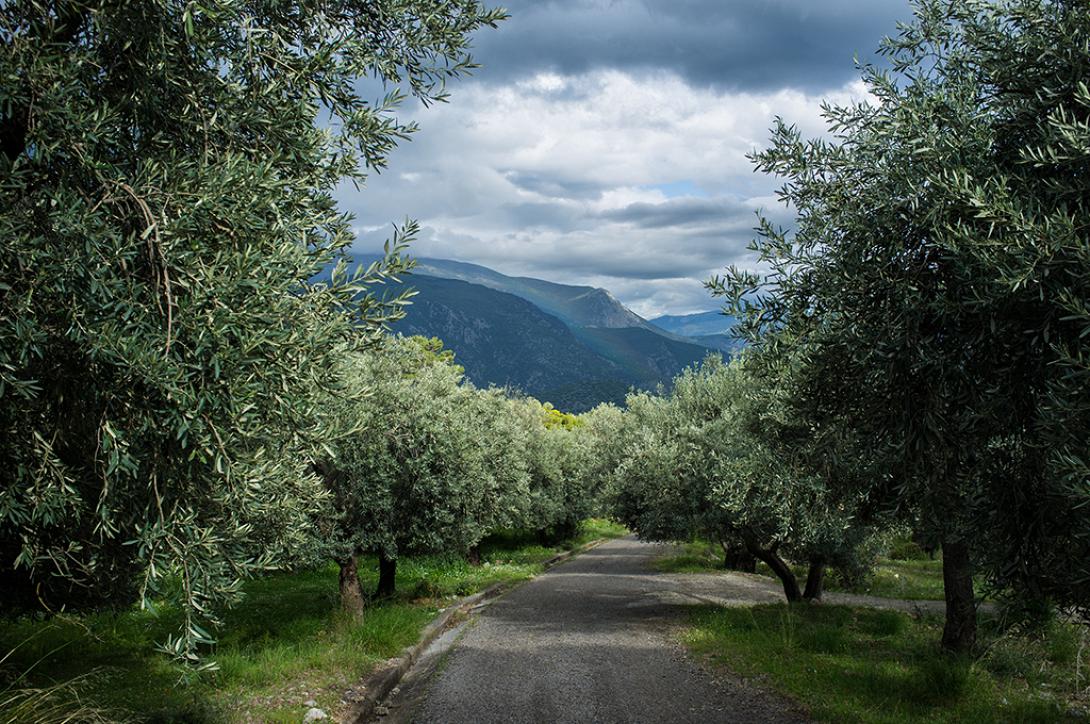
[
  {"left": 609, "top": 356, "right": 879, "bottom": 602},
  {"left": 0, "top": 0, "right": 504, "bottom": 660},
  {"left": 710, "top": 0, "right": 1090, "bottom": 651}
]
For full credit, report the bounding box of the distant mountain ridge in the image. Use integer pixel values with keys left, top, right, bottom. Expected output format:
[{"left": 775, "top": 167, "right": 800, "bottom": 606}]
[
  {"left": 650, "top": 310, "right": 737, "bottom": 337},
  {"left": 348, "top": 254, "right": 727, "bottom": 411},
  {"left": 381, "top": 275, "right": 631, "bottom": 410},
  {"left": 650, "top": 310, "right": 742, "bottom": 353},
  {"left": 408, "top": 257, "right": 653, "bottom": 330}
]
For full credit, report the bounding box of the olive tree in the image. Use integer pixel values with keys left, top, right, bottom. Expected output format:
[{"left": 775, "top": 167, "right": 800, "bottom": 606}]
[
  {"left": 461, "top": 388, "right": 534, "bottom": 565},
  {"left": 323, "top": 337, "right": 501, "bottom": 611},
  {"left": 613, "top": 357, "right": 871, "bottom": 602},
  {"left": 514, "top": 398, "right": 604, "bottom": 544},
  {"left": 568, "top": 402, "right": 626, "bottom": 518},
  {"left": 0, "top": 0, "right": 504, "bottom": 659},
  {"left": 610, "top": 392, "right": 701, "bottom": 545},
  {"left": 711, "top": 0, "right": 1090, "bottom": 651}
]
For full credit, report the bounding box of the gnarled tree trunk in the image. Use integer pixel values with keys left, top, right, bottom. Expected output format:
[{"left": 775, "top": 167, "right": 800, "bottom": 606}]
[
  {"left": 467, "top": 544, "right": 482, "bottom": 566},
  {"left": 940, "top": 536, "right": 976, "bottom": 654},
  {"left": 720, "top": 540, "right": 757, "bottom": 572},
  {"left": 338, "top": 554, "right": 366, "bottom": 617},
  {"left": 741, "top": 532, "right": 802, "bottom": 602},
  {"left": 803, "top": 556, "right": 826, "bottom": 601}
]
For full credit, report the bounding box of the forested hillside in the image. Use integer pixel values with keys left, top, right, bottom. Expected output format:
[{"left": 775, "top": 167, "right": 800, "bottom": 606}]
[
  {"left": 369, "top": 257, "right": 719, "bottom": 410},
  {"left": 385, "top": 275, "right": 631, "bottom": 410}
]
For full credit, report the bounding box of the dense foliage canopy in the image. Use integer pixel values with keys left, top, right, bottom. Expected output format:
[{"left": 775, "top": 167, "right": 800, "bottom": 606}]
[
  {"left": 0, "top": 0, "right": 503, "bottom": 659},
  {"left": 610, "top": 357, "right": 880, "bottom": 601},
  {"left": 710, "top": 0, "right": 1090, "bottom": 651}
]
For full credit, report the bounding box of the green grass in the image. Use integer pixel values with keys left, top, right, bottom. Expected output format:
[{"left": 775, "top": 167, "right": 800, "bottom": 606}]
[
  {"left": 654, "top": 541, "right": 951, "bottom": 601},
  {"left": 0, "top": 519, "right": 627, "bottom": 723},
  {"left": 652, "top": 540, "right": 731, "bottom": 574},
  {"left": 847, "top": 558, "right": 947, "bottom": 600},
  {"left": 570, "top": 517, "right": 629, "bottom": 546},
  {"left": 683, "top": 604, "right": 1087, "bottom": 723}
]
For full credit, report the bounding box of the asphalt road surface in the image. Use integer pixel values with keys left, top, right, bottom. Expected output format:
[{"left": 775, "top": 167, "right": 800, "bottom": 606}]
[{"left": 386, "top": 536, "right": 809, "bottom": 724}]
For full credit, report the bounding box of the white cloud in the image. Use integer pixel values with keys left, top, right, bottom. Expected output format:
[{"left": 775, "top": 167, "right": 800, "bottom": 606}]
[{"left": 341, "top": 70, "right": 870, "bottom": 317}]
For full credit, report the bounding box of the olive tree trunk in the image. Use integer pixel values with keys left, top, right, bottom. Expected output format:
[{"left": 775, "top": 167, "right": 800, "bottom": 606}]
[
  {"left": 803, "top": 556, "right": 826, "bottom": 601},
  {"left": 375, "top": 553, "right": 397, "bottom": 599},
  {"left": 940, "top": 536, "right": 976, "bottom": 654},
  {"left": 741, "top": 532, "right": 802, "bottom": 602},
  {"left": 338, "top": 554, "right": 366, "bottom": 617},
  {"left": 719, "top": 540, "right": 757, "bottom": 572}
]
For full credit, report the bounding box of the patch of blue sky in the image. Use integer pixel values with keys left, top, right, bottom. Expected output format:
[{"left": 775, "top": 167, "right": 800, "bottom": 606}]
[{"left": 647, "top": 180, "right": 707, "bottom": 198}]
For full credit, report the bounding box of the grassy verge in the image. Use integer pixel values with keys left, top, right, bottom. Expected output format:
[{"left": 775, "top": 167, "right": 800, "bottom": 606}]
[
  {"left": 0, "top": 519, "right": 627, "bottom": 723},
  {"left": 683, "top": 604, "right": 1088, "bottom": 723},
  {"left": 654, "top": 541, "right": 950, "bottom": 600}
]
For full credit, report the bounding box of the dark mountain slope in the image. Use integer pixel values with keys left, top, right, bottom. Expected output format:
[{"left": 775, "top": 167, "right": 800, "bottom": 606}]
[
  {"left": 573, "top": 327, "right": 715, "bottom": 389},
  {"left": 342, "top": 254, "right": 721, "bottom": 409},
  {"left": 357, "top": 255, "right": 651, "bottom": 330},
  {"left": 386, "top": 275, "right": 630, "bottom": 411}
]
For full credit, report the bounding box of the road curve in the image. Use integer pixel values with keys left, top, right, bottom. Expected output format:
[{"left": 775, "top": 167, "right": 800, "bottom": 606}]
[{"left": 393, "top": 536, "right": 808, "bottom": 724}]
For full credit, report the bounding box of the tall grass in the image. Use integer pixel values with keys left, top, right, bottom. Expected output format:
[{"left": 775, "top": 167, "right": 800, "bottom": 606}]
[{"left": 1, "top": 631, "right": 117, "bottom": 724}]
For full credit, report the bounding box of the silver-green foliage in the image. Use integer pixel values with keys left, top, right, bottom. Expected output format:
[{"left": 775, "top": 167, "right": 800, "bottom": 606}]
[
  {"left": 326, "top": 338, "right": 520, "bottom": 566},
  {"left": 610, "top": 357, "right": 869, "bottom": 598},
  {"left": 569, "top": 402, "right": 625, "bottom": 522},
  {"left": 515, "top": 398, "right": 614, "bottom": 541},
  {"left": 710, "top": 0, "right": 1090, "bottom": 620},
  {"left": 0, "top": 0, "right": 503, "bottom": 659}
]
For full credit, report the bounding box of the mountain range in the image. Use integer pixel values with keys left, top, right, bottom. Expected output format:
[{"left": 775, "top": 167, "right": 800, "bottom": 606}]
[
  {"left": 647, "top": 311, "right": 744, "bottom": 354},
  {"left": 352, "top": 255, "right": 738, "bottom": 411}
]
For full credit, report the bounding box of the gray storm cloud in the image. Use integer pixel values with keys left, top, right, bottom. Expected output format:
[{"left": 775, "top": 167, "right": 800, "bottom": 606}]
[{"left": 470, "top": 0, "right": 910, "bottom": 92}]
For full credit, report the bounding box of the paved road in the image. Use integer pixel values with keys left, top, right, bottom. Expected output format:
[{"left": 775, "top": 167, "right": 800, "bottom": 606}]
[{"left": 387, "top": 537, "right": 808, "bottom": 724}]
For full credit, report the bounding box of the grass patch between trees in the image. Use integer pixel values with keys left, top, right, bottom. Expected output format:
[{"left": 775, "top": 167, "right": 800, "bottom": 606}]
[
  {"left": 683, "top": 604, "right": 1088, "bottom": 723},
  {"left": 654, "top": 540, "right": 952, "bottom": 601}
]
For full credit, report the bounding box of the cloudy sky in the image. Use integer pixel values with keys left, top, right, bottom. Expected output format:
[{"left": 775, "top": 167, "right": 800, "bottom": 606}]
[{"left": 342, "top": 0, "right": 914, "bottom": 318}]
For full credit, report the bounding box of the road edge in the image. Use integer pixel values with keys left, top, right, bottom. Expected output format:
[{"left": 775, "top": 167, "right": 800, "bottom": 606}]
[{"left": 341, "top": 537, "right": 611, "bottom": 724}]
